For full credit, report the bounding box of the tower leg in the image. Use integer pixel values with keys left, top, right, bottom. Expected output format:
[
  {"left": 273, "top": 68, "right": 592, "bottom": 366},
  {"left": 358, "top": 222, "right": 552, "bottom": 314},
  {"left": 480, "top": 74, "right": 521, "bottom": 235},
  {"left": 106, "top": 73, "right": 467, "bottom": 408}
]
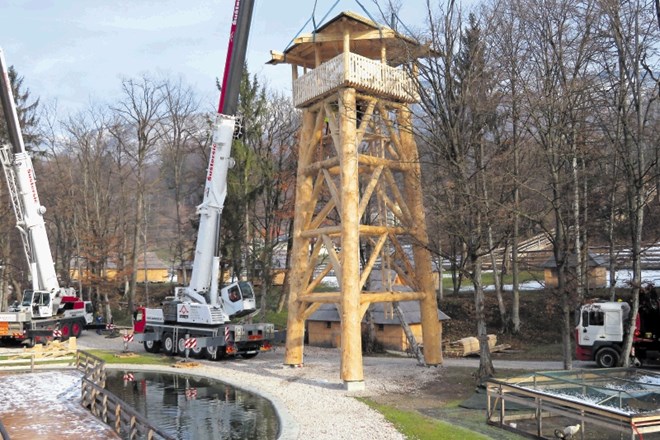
[
  {"left": 284, "top": 109, "right": 320, "bottom": 367},
  {"left": 399, "top": 105, "right": 442, "bottom": 366},
  {"left": 338, "top": 88, "right": 364, "bottom": 389}
]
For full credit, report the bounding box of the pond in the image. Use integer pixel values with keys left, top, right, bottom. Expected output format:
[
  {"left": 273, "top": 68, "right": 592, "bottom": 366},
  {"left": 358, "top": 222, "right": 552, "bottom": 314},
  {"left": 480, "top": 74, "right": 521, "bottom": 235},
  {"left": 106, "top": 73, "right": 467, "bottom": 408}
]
[{"left": 105, "top": 370, "right": 280, "bottom": 440}]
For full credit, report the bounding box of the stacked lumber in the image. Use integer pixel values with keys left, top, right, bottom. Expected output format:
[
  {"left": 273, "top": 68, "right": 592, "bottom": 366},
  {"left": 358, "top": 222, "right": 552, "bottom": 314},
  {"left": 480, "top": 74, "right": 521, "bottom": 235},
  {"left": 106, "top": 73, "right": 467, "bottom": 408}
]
[{"left": 443, "top": 334, "right": 510, "bottom": 357}]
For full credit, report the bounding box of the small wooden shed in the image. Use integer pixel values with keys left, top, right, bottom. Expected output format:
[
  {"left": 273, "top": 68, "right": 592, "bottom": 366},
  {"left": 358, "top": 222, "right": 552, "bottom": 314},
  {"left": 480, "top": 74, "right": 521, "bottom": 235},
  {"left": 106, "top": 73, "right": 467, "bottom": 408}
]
[
  {"left": 307, "top": 301, "right": 450, "bottom": 352},
  {"left": 542, "top": 252, "right": 607, "bottom": 288},
  {"left": 71, "top": 252, "right": 172, "bottom": 283}
]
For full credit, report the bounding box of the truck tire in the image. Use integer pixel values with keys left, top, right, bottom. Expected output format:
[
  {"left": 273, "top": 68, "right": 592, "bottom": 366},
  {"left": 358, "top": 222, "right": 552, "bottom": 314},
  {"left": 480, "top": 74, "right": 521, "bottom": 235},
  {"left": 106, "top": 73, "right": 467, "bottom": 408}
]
[
  {"left": 177, "top": 336, "right": 187, "bottom": 357},
  {"left": 190, "top": 345, "right": 204, "bottom": 358},
  {"left": 596, "top": 347, "right": 620, "bottom": 368},
  {"left": 144, "top": 340, "right": 161, "bottom": 353},
  {"left": 60, "top": 323, "right": 71, "bottom": 340},
  {"left": 163, "top": 333, "right": 175, "bottom": 356},
  {"left": 71, "top": 320, "right": 84, "bottom": 338},
  {"left": 204, "top": 345, "right": 226, "bottom": 361}
]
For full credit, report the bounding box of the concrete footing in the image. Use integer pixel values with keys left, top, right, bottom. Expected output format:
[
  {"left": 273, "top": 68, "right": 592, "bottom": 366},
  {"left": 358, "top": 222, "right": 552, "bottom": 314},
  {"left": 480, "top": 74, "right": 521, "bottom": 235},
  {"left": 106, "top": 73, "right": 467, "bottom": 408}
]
[{"left": 344, "top": 380, "right": 365, "bottom": 392}]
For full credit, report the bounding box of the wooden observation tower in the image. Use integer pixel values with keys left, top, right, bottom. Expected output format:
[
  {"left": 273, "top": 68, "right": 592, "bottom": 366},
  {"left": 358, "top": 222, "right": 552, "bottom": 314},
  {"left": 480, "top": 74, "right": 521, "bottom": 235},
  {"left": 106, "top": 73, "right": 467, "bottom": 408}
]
[{"left": 269, "top": 11, "right": 442, "bottom": 389}]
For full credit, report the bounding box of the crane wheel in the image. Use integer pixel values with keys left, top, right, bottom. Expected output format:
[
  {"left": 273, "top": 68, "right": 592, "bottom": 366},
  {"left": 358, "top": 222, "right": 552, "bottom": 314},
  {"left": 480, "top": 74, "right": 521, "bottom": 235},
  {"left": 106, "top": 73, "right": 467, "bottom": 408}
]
[
  {"left": 144, "top": 340, "right": 161, "bottom": 353},
  {"left": 60, "top": 323, "right": 71, "bottom": 340},
  {"left": 162, "top": 333, "right": 175, "bottom": 356},
  {"left": 204, "top": 345, "right": 226, "bottom": 361},
  {"left": 190, "top": 345, "right": 204, "bottom": 358},
  {"left": 177, "top": 336, "right": 188, "bottom": 356},
  {"left": 71, "top": 321, "right": 83, "bottom": 338}
]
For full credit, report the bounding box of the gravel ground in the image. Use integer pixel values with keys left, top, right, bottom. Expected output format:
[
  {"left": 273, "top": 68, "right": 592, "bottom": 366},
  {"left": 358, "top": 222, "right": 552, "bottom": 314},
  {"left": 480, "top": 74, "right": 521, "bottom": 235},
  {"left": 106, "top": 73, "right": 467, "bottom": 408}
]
[
  {"left": 1, "top": 330, "right": 594, "bottom": 440},
  {"left": 78, "top": 330, "right": 443, "bottom": 440}
]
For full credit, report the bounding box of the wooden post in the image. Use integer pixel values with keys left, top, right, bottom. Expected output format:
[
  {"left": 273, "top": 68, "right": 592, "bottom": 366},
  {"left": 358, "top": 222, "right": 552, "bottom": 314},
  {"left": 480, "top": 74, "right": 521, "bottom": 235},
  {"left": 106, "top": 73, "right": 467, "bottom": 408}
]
[
  {"left": 284, "top": 109, "right": 318, "bottom": 366},
  {"left": 115, "top": 404, "right": 121, "bottom": 433},
  {"left": 102, "top": 394, "right": 108, "bottom": 422},
  {"left": 130, "top": 415, "right": 137, "bottom": 440},
  {"left": 338, "top": 87, "right": 364, "bottom": 389},
  {"left": 398, "top": 105, "right": 442, "bottom": 366}
]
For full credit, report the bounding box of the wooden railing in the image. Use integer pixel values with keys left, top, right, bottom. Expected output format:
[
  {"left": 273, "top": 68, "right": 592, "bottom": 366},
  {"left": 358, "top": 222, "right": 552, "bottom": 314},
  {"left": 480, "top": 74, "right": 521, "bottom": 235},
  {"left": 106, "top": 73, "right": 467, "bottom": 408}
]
[
  {"left": 293, "top": 52, "right": 418, "bottom": 107},
  {"left": 0, "top": 338, "right": 80, "bottom": 371},
  {"left": 76, "top": 351, "right": 173, "bottom": 440}
]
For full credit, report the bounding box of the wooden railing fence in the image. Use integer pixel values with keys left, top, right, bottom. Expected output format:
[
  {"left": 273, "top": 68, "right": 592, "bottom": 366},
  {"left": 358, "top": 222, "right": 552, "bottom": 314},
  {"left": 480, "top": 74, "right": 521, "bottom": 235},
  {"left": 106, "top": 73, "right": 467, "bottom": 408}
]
[{"left": 76, "top": 351, "right": 173, "bottom": 440}]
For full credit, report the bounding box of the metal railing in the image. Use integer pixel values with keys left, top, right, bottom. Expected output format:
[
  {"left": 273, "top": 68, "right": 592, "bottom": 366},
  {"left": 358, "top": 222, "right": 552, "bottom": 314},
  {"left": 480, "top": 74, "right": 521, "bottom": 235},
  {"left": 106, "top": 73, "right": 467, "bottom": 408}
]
[{"left": 76, "top": 351, "right": 173, "bottom": 440}]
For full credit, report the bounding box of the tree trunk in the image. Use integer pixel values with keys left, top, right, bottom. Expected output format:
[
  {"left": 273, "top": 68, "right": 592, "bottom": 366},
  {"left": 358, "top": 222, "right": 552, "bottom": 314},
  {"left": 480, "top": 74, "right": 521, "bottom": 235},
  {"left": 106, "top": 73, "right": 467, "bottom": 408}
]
[
  {"left": 363, "top": 307, "right": 379, "bottom": 354},
  {"left": 277, "top": 221, "right": 294, "bottom": 313},
  {"left": 620, "top": 200, "right": 644, "bottom": 366},
  {"left": 473, "top": 256, "right": 495, "bottom": 383}
]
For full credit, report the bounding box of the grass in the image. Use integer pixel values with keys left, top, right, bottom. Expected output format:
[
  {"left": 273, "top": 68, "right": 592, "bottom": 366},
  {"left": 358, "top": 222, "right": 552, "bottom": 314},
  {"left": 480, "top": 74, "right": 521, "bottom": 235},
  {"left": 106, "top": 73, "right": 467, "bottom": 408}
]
[
  {"left": 358, "top": 397, "right": 490, "bottom": 440},
  {"left": 441, "top": 270, "right": 543, "bottom": 290},
  {"left": 505, "top": 342, "right": 563, "bottom": 361},
  {"left": 264, "top": 309, "right": 288, "bottom": 329},
  {"left": 85, "top": 349, "right": 176, "bottom": 366}
]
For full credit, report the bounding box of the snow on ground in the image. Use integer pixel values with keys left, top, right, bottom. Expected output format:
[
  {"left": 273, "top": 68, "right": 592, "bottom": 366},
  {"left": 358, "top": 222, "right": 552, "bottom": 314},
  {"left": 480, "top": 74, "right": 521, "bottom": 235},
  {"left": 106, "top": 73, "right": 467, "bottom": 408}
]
[
  {"left": 607, "top": 270, "right": 660, "bottom": 287},
  {"left": 442, "top": 270, "right": 660, "bottom": 292},
  {"left": 0, "top": 370, "right": 118, "bottom": 439},
  {"left": 324, "top": 271, "right": 660, "bottom": 292}
]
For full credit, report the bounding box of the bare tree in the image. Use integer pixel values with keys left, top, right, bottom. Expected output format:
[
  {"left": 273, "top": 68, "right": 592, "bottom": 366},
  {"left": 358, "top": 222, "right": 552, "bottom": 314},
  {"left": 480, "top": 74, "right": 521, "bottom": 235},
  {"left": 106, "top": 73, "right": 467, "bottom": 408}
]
[
  {"left": 248, "top": 91, "right": 299, "bottom": 318},
  {"left": 159, "top": 77, "right": 204, "bottom": 288},
  {"left": 59, "top": 104, "right": 121, "bottom": 322},
  {"left": 411, "top": 1, "right": 503, "bottom": 382},
  {"left": 514, "top": 0, "right": 599, "bottom": 369},
  {"left": 110, "top": 76, "right": 166, "bottom": 315},
  {"left": 595, "top": 0, "right": 660, "bottom": 366}
]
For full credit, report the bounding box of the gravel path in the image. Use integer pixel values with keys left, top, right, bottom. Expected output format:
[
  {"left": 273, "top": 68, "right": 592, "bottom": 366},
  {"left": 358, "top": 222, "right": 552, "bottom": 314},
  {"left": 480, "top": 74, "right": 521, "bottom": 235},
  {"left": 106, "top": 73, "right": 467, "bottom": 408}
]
[
  {"left": 78, "top": 331, "right": 442, "bottom": 440},
  {"left": 1, "top": 331, "right": 596, "bottom": 439}
]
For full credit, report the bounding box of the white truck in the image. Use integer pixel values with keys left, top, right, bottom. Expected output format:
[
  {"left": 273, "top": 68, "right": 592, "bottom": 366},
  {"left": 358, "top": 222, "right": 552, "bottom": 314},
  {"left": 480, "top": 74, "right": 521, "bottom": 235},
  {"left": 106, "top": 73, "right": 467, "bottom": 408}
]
[
  {"left": 0, "top": 47, "right": 93, "bottom": 346},
  {"left": 575, "top": 293, "right": 660, "bottom": 367},
  {"left": 132, "top": 0, "right": 274, "bottom": 359}
]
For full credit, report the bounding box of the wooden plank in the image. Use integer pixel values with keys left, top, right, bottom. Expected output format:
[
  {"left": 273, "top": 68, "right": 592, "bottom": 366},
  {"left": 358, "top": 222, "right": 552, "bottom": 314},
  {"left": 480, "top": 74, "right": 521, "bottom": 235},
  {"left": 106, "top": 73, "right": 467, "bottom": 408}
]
[
  {"left": 357, "top": 165, "right": 383, "bottom": 219},
  {"left": 359, "top": 233, "right": 388, "bottom": 290},
  {"left": 322, "top": 168, "right": 342, "bottom": 219},
  {"left": 321, "top": 234, "right": 343, "bottom": 285}
]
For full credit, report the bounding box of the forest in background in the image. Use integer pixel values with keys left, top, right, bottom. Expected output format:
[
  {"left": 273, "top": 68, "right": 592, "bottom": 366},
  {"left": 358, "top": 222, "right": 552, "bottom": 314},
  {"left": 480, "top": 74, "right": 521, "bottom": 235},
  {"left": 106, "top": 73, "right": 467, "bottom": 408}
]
[{"left": 1, "top": 0, "right": 660, "bottom": 377}]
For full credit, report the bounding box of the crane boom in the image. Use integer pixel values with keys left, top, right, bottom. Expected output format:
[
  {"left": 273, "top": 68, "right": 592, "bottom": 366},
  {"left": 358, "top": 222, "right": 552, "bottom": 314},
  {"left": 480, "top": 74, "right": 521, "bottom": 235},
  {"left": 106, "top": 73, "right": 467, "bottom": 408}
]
[
  {"left": 0, "top": 48, "right": 60, "bottom": 298},
  {"left": 134, "top": 0, "right": 275, "bottom": 359},
  {"left": 174, "top": 0, "right": 257, "bottom": 322}
]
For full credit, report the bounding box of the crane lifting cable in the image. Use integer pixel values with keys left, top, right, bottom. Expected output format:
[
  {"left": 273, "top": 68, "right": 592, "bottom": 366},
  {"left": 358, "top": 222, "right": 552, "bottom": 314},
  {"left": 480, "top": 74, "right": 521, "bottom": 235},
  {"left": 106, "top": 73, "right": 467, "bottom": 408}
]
[{"left": 283, "top": 0, "right": 340, "bottom": 52}]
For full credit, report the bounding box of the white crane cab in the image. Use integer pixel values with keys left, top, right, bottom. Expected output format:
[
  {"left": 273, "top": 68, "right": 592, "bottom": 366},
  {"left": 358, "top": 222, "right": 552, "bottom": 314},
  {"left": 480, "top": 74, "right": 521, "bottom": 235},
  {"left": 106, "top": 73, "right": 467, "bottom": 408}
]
[{"left": 221, "top": 281, "right": 256, "bottom": 318}]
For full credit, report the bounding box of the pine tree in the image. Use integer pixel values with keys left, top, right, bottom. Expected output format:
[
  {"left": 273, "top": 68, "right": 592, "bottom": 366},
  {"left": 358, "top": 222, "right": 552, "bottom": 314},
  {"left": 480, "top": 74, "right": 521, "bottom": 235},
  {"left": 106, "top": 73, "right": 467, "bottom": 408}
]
[{"left": 0, "top": 65, "right": 40, "bottom": 149}]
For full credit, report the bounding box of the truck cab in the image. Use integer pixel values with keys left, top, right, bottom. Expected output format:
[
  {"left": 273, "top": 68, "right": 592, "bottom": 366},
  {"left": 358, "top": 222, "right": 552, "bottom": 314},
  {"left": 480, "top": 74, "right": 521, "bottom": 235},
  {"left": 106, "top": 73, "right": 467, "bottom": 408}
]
[
  {"left": 575, "top": 301, "right": 629, "bottom": 367},
  {"left": 221, "top": 281, "right": 256, "bottom": 318},
  {"left": 14, "top": 290, "right": 54, "bottom": 319}
]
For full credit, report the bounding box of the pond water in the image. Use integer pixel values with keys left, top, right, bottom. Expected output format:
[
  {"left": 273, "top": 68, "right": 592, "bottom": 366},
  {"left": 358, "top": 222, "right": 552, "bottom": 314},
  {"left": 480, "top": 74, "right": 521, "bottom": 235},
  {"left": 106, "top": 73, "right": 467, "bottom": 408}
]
[{"left": 105, "top": 370, "right": 279, "bottom": 440}]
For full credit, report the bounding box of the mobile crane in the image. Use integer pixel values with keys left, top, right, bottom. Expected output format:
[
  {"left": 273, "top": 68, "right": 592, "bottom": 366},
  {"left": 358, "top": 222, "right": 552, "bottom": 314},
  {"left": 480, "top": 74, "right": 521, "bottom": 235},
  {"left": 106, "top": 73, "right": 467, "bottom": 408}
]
[
  {"left": 133, "top": 0, "right": 274, "bottom": 359},
  {"left": 0, "top": 48, "right": 92, "bottom": 346}
]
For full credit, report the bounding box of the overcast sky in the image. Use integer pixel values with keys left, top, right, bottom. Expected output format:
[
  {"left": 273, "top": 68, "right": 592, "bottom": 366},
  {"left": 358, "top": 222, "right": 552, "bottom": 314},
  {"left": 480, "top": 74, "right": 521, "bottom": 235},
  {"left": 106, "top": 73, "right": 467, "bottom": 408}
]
[{"left": 1, "top": 0, "right": 432, "bottom": 116}]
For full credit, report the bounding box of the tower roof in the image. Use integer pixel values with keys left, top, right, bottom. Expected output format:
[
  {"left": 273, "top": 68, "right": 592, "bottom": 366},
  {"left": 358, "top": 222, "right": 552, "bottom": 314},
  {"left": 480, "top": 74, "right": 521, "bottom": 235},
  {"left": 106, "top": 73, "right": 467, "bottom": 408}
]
[{"left": 268, "top": 11, "right": 436, "bottom": 69}]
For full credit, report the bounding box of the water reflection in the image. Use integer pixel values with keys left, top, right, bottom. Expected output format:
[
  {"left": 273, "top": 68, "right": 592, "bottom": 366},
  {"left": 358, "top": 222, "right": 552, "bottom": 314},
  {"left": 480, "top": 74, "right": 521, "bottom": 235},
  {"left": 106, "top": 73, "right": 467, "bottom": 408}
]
[{"left": 105, "top": 371, "right": 279, "bottom": 440}]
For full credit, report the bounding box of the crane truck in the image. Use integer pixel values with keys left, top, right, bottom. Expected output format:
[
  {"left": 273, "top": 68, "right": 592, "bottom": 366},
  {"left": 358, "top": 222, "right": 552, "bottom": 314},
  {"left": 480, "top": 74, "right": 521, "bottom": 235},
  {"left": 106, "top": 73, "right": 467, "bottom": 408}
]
[
  {"left": 132, "top": 0, "right": 274, "bottom": 360},
  {"left": 0, "top": 48, "right": 93, "bottom": 346},
  {"left": 575, "top": 289, "right": 660, "bottom": 367}
]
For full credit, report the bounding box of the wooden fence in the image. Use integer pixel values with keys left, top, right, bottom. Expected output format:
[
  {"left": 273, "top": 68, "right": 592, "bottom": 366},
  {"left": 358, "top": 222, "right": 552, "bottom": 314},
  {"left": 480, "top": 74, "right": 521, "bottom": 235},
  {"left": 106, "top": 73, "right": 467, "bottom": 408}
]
[{"left": 76, "top": 351, "right": 173, "bottom": 440}]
